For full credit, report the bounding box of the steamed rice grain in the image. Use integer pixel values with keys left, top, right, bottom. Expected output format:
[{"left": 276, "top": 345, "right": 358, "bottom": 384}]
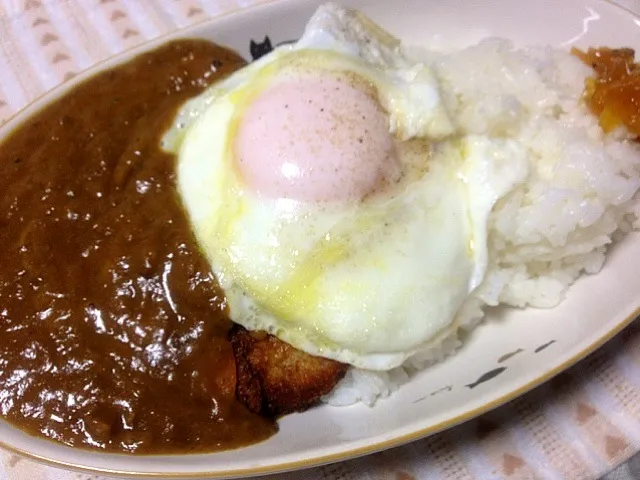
[{"left": 323, "top": 39, "right": 640, "bottom": 406}]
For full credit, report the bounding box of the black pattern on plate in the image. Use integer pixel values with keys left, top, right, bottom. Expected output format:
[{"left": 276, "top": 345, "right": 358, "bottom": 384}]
[
  {"left": 250, "top": 36, "right": 298, "bottom": 61},
  {"left": 534, "top": 340, "right": 556, "bottom": 353},
  {"left": 498, "top": 348, "right": 524, "bottom": 363},
  {"left": 466, "top": 367, "right": 507, "bottom": 389}
]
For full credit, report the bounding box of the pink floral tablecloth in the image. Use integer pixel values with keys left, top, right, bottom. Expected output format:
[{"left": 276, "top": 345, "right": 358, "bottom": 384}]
[{"left": 0, "top": 1, "right": 640, "bottom": 479}]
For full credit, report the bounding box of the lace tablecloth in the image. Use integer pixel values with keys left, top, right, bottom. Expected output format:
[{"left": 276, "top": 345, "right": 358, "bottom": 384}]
[{"left": 0, "top": 1, "right": 639, "bottom": 479}]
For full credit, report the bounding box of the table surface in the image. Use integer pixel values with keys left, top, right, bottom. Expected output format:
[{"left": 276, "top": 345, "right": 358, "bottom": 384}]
[{"left": 0, "top": 1, "right": 640, "bottom": 479}]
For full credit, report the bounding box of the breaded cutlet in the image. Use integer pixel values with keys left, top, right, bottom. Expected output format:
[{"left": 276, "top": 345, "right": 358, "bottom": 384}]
[{"left": 229, "top": 325, "right": 348, "bottom": 416}]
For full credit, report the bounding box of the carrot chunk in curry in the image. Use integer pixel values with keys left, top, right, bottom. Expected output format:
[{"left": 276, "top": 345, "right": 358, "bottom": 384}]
[{"left": 572, "top": 47, "right": 640, "bottom": 136}]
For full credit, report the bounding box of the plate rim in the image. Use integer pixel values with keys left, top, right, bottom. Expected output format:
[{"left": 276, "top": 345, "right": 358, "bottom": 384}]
[{"left": 0, "top": 0, "right": 639, "bottom": 477}]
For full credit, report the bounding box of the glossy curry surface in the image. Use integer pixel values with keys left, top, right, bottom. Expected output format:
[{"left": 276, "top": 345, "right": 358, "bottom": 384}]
[{"left": 0, "top": 40, "right": 277, "bottom": 454}]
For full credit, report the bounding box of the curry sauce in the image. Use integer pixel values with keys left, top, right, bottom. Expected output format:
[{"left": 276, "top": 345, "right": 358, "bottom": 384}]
[{"left": 0, "top": 40, "right": 277, "bottom": 453}]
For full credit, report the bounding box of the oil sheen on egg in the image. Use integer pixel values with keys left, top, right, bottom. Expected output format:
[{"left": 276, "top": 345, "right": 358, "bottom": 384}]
[{"left": 165, "top": 3, "right": 529, "bottom": 370}]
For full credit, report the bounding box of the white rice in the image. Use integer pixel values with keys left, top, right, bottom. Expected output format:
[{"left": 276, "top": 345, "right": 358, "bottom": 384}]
[{"left": 323, "top": 38, "right": 640, "bottom": 406}]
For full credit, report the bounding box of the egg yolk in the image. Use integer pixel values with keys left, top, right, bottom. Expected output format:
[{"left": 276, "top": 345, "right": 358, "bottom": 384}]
[{"left": 234, "top": 73, "right": 398, "bottom": 202}]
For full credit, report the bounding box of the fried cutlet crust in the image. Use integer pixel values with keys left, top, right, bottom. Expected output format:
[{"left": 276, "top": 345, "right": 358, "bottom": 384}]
[{"left": 229, "top": 326, "right": 348, "bottom": 416}]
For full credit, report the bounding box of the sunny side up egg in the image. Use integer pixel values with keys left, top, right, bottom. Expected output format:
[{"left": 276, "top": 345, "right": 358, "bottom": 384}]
[{"left": 164, "top": 3, "right": 529, "bottom": 370}]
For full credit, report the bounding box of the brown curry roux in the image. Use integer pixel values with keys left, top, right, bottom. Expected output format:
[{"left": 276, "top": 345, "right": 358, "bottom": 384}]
[{"left": 0, "top": 40, "right": 277, "bottom": 454}]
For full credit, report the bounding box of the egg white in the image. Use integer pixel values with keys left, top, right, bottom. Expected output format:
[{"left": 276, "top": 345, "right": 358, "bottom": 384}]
[{"left": 166, "top": 3, "right": 529, "bottom": 370}]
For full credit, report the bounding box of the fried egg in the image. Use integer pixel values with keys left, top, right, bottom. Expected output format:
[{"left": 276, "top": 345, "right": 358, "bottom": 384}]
[{"left": 164, "top": 3, "right": 529, "bottom": 370}]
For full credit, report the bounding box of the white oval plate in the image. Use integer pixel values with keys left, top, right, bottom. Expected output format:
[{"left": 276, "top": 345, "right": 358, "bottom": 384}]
[{"left": 1, "top": 0, "right": 639, "bottom": 478}]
